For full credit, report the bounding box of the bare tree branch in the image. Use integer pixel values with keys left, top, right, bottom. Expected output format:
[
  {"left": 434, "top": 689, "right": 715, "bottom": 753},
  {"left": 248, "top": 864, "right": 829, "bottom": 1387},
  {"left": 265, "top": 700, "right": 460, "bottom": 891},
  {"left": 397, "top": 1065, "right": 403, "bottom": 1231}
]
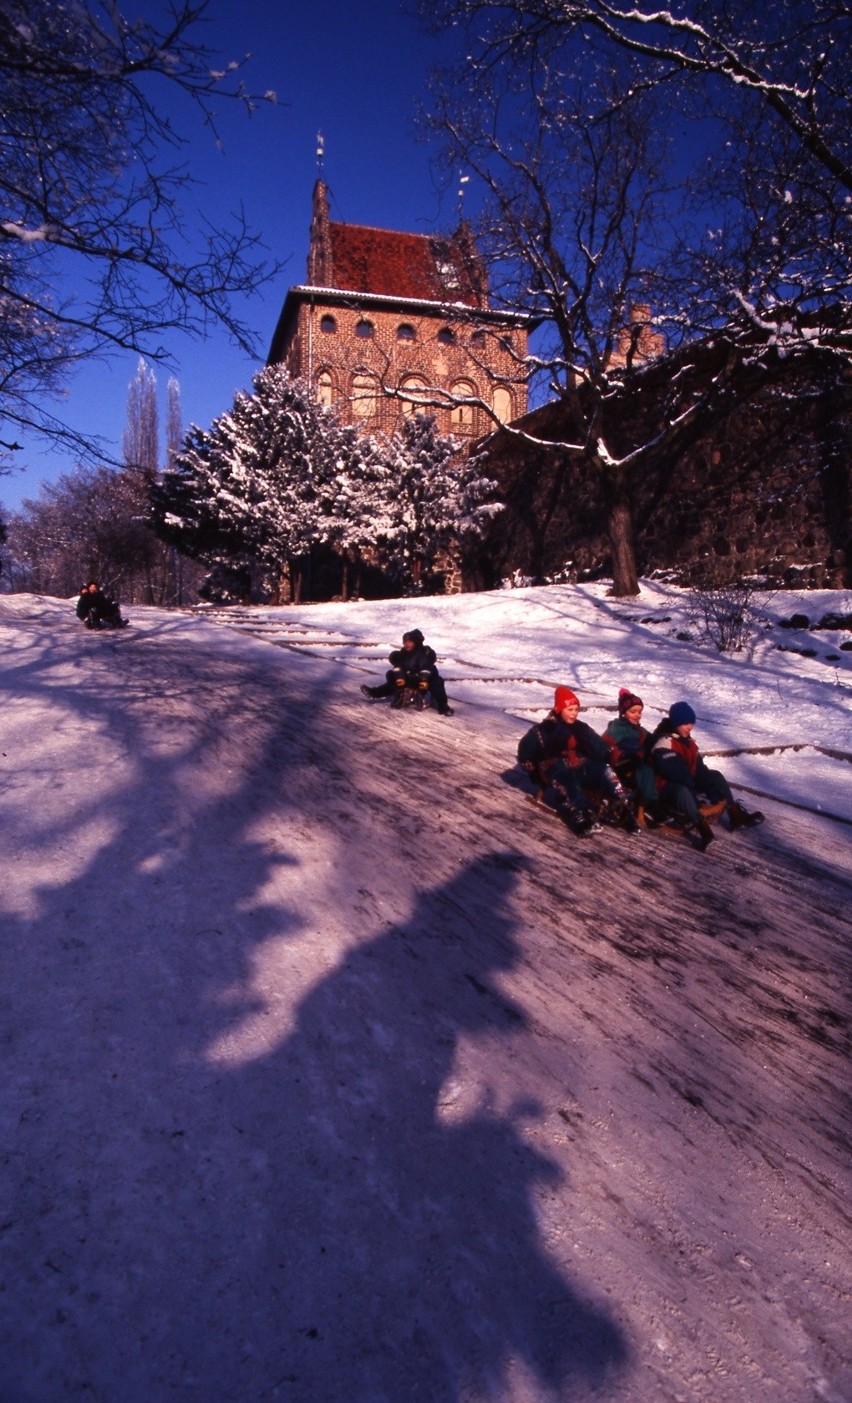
[
  {"left": 410, "top": 0, "right": 850, "bottom": 592},
  {"left": 0, "top": 0, "right": 282, "bottom": 457}
]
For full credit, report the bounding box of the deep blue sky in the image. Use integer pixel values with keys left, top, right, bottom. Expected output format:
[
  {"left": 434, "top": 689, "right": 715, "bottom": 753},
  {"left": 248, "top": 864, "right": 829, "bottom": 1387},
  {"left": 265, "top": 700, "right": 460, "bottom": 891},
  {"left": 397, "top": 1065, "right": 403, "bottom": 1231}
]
[{"left": 1, "top": 0, "right": 463, "bottom": 512}]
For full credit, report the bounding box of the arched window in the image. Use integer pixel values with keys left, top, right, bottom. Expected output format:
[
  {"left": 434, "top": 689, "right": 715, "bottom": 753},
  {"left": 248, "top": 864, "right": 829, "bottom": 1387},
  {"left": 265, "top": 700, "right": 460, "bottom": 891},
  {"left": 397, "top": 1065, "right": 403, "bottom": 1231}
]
[
  {"left": 493, "top": 386, "right": 514, "bottom": 424},
  {"left": 450, "top": 380, "right": 476, "bottom": 430},
  {"left": 396, "top": 323, "right": 416, "bottom": 342},
  {"left": 355, "top": 319, "right": 374, "bottom": 339},
  {"left": 437, "top": 326, "right": 456, "bottom": 345},
  {"left": 316, "top": 370, "right": 334, "bottom": 407},
  {"left": 399, "top": 376, "right": 428, "bottom": 415},
  {"left": 351, "top": 373, "right": 378, "bottom": 418},
  {"left": 320, "top": 314, "right": 337, "bottom": 334}
]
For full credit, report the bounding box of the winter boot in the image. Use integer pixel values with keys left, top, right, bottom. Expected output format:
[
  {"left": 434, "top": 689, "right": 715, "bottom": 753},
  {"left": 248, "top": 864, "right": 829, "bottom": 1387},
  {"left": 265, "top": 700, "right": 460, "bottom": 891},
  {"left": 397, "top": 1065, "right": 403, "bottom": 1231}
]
[
  {"left": 694, "top": 816, "right": 716, "bottom": 852},
  {"left": 560, "top": 807, "right": 600, "bottom": 838},
  {"left": 360, "top": 685, "right": 381, "bottom": 699},
  {"left": 391, "top": 679, "right": 407, "bottom": 709},
  {"left": 437, "top": 703, "right": 454, "bottom": 717},
  {"left": 727, "top": 801, "right": 765, "bottom": 831},
  {"left": 616, "top": 800, "right": 641, "bottom": 835}
]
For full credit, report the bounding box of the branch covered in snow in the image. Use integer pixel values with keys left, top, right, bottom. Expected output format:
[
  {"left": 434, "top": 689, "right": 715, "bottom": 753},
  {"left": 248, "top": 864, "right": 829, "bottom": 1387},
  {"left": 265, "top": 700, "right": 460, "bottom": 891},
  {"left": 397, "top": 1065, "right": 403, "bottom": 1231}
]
[{"left": 150, "top": 368, "right": 503, "bottom": 599}]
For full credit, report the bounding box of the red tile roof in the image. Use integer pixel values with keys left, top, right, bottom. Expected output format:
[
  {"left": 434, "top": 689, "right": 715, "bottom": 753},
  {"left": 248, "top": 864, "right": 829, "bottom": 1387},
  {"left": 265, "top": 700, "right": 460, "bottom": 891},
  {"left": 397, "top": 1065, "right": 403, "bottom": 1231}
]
[{"left": 326, "top": 223, "right": 486, "bottom": 307}]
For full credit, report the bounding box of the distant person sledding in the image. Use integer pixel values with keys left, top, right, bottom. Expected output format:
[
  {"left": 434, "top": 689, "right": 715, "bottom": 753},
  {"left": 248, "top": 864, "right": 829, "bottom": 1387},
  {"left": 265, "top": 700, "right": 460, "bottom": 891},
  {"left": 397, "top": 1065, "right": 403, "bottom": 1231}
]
[
  {"left": 361, "top": 629, "right": 453, "bottom": 716},
  {"left": 75, "top": 581, "right": 128, "bottom": 630}
]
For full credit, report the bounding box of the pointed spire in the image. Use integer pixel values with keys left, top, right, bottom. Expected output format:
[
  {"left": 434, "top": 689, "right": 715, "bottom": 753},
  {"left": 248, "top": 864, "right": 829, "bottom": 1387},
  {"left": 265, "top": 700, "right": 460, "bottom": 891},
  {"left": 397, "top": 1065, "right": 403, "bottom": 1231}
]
[
  {"left": 453, "top": 219, "right": 488, "bottom": 305},
  {"left": 308, "top": 176, "right": 332, "bottom": 286}
]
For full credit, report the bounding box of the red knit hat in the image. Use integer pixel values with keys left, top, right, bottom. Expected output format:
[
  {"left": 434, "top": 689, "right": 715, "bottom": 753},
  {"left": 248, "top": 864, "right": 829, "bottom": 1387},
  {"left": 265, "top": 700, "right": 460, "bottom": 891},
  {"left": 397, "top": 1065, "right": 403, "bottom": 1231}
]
[
  {"left": 554, "top": 686, "right": 579, "bottom": 713},
  {"left": 618, "top": 687, "right": 644, "bottom": 715}
]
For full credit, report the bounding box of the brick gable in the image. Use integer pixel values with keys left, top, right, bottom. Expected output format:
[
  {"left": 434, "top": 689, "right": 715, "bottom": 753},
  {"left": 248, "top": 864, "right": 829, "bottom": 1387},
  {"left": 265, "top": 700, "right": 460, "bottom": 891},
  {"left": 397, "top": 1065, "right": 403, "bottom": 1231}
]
[{"left": 268, "top": 179, "right": 530, "bottom": 439}]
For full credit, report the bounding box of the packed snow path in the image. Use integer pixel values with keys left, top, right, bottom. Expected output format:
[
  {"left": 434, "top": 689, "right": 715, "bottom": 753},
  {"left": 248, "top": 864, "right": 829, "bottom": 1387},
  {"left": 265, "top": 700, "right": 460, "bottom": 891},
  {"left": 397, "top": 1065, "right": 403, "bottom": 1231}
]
[{"left": 1, "top": 595, "right": 849, "bottom": 1403}]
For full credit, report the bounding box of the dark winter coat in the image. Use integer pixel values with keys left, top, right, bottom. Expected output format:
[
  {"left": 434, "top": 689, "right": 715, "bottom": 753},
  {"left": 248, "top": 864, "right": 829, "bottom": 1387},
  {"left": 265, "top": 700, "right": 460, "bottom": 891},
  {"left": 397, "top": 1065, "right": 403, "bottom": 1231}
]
[
  {"left": 651, "top": 721, "right": 730, "bottom": 797},
  {"left": 518, "top": 714, "right": 609, "bottom": 781},
  {"left": 77, "top": 588, "right": 121, "bottom": 627},
  {"left": 388, "top": 643, "right": 438, "bottom": 679},
  {"left": 604, "top": 717, "right": 653, "bottom": 769},
  {"left": 518, "top": 713, "right": 624, "bottom": 818},
  {"left": 76, "top": 588, "right": 111, "bottom": 621},
  {"left": 517, "top": 716, "right": 564, "bottom": 778},
  {"left": 560, "top": 719, "right": 610, "bottom": 767},
  {"left": 650, "top": 718, "right": 734, "bottom": 817},
  {"left": 651, "top": 720, "right": 701, "bottom": 784},
  {"left": 604, "top": 716, "right": 657, "bottom": 805}
]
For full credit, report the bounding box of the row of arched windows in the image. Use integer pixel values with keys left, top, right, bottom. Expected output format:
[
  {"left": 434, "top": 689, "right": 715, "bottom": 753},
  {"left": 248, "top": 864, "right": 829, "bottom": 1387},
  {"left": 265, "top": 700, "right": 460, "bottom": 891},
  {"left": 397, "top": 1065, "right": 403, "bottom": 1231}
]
[
  {"left": 316, "top": 370, "right": 514, "bottom": 427},
  {"left": 318, "top": 313, "right": 513, "bottom": 352}
]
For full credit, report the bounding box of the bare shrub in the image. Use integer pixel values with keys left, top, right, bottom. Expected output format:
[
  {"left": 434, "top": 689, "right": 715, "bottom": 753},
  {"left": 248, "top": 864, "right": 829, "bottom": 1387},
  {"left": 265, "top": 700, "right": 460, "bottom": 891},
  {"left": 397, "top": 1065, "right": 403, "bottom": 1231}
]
[{"left": 687, "top": 580, "right": 760, "bottom": 653}]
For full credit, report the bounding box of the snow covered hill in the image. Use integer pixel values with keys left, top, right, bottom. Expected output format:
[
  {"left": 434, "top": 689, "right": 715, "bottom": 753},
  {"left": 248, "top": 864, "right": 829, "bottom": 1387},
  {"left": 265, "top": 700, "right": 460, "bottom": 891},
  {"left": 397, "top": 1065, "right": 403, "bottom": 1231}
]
[{"left": 1, "top": 584, "right": 850, "bottom": 1403}]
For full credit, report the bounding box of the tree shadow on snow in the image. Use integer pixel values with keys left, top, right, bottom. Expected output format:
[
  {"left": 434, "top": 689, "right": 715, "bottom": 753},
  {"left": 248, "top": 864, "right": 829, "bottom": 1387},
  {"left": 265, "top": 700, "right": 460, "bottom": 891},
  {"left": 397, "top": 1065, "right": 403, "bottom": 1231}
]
[
  {"left": 216, "top": 850, "right": 629, "bottom": 1401},
  {"left": 0, "top": 618, "right": 628, "bottom": 1401}
]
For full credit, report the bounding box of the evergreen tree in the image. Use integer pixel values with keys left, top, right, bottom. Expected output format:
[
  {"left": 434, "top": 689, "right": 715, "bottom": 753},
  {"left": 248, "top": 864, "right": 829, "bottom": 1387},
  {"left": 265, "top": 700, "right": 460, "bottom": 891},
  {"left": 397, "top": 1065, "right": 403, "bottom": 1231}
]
[
  {"left": 152, "top": 366, "right": 376, "bottom": 601},
  {"left": 152, "top": 372, "right": 502, "bottom": 602},
  {"left": 319, "top": 421, "right": 396, "bottom": 599},
  {"left": 375, "top": 415, "right": 503, "bottom": 592}
]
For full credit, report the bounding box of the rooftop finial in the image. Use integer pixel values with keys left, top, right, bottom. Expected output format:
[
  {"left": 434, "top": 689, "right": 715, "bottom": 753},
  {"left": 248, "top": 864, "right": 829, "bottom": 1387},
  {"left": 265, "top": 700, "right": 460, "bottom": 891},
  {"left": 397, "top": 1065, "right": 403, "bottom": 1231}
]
[{"left": 316, "top": 130, "right": 325, "bottom": 176}]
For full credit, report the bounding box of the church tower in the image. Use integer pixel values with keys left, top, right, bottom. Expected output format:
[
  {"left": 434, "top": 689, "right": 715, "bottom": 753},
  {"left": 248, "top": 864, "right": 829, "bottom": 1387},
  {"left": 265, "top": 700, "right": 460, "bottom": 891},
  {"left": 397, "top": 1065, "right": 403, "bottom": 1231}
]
[{"left": 267, "top": 181, "right": 530, "bottom": 438}]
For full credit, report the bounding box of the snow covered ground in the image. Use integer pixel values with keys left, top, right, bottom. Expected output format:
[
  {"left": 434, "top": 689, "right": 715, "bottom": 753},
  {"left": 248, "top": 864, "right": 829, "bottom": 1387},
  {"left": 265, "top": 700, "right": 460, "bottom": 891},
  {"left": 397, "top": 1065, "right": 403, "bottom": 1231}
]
[
  {"left": 188, "top": 577, "right": 852, "bottom": 821},
  {"left": 1, "top": 582, "right": 850, "bottom": 1402}
]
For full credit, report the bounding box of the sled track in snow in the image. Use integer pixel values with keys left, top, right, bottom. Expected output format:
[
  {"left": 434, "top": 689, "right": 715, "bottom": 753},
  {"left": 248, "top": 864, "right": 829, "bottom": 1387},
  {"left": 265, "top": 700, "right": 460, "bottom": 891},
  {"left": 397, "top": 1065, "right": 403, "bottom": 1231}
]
[{"left": 200, "top": 610, "right": 852, "bottom": 828}]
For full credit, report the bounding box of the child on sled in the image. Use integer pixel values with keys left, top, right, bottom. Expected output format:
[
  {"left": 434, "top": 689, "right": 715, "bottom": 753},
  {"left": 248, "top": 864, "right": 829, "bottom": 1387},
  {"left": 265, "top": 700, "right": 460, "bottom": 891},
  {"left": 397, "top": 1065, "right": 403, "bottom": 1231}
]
[
  {"left": 75, "top": 581, "right": 127, "bottom": 629},
  {"left": 361, "top": 629, "right": 453, "bottom": 716},
  {"left": 518, "top": 686, "right": 638, "bottom": 837},
  {"left": 603, "top": 688, "right": 658, "bottom": 815},
  {"left": 651, "top": 701, "right": 764, "bottom": 851}
]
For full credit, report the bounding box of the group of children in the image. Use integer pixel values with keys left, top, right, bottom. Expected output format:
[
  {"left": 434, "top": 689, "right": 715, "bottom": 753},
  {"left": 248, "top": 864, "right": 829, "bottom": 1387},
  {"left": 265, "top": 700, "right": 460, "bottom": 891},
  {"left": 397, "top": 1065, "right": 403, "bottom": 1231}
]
[
  {"left": 363, "top": 629, "right": 764, "bottom": 851},
  {"left": 519, "top": 685, "right": 764, "bottom": 849}
]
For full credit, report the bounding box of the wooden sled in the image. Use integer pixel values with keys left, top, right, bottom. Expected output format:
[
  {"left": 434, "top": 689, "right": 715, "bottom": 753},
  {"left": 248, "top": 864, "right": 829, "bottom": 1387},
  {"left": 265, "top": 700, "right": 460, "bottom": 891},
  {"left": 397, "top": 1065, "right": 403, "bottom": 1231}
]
[
  {"left": 637, "top": 798, "right": 727, "bottom": 843},
  {"left": 526, "top": 782, "right": 726, "bottom": 843},
  {"left": 523, "top": 785, "right": 631, "bottom": 829},
  {"left": 395, "top": 685, "right": 430, "bottom": 711}
]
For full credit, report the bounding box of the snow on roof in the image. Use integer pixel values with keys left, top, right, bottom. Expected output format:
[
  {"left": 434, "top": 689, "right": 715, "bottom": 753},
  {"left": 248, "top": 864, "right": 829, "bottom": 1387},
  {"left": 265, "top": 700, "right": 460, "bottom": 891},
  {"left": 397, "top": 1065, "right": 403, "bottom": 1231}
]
[{"left": 284, "top": 285, "right": 532, "bottom": 325}]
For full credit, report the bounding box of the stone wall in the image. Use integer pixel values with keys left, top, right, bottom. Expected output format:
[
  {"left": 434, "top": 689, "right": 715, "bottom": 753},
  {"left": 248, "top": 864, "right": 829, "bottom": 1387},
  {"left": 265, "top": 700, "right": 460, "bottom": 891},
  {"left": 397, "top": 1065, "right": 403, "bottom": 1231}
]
[{"left": 467, "top": 362, "right": 851, "bottom": 590}]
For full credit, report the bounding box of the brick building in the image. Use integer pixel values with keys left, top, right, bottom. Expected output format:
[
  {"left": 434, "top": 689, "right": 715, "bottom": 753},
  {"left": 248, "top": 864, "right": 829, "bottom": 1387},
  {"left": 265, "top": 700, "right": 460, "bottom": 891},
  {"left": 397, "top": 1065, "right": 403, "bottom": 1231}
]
[
  {"left": 607, "top": 303, "right": 667, "bottom": 370},
  {"left": 267, "top": 180, "right": 530, "bottom": 438}
]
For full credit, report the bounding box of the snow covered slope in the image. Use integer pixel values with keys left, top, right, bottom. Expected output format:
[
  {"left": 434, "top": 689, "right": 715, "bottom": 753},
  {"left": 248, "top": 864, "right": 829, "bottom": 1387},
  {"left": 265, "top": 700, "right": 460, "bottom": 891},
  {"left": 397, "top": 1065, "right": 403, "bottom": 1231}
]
[{"left": 1, "top": 584, "right": 849, "bottom": 1403}]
